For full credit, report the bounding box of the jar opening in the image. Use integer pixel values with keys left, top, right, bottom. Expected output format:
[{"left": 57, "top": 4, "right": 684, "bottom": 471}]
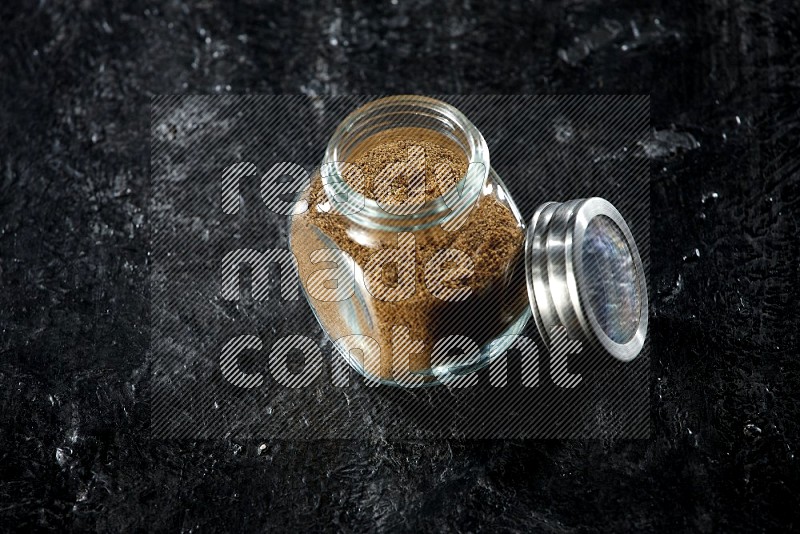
[{"left": 322, "top": 96, "right": 489, "bottom": 232}]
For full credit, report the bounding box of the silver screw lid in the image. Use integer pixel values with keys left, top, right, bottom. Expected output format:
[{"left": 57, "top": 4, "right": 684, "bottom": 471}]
[{"left": 524, "top": 198, "right": 648, "bottom": 362}]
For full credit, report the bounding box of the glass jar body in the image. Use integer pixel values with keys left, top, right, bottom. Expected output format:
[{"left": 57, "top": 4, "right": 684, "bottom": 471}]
[{"left": 289, "top": 165, "right": 530, "bottom": 386}]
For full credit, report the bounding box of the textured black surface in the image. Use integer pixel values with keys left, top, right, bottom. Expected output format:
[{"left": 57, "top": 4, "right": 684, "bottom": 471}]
[{"left": 1, "top": 0, "right": 798, "bottom": 531}]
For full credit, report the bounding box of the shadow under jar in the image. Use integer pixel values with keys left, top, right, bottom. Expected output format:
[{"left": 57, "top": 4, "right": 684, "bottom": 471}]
[{"left": 289, "top": 96, "right": 531, "bottom": 386}]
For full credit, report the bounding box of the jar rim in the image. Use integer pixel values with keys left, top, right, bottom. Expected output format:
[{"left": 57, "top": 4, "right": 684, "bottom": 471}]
[{"left": 321, "top": 95, "right": 489, "bottom": 232}]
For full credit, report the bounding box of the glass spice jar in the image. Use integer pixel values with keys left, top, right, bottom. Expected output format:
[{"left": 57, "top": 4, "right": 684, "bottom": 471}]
[{"left": 289, "top": 96, "right": 648, "bottom": 387}]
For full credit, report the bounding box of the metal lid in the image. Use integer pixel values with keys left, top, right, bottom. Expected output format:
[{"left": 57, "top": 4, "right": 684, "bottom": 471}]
[{"left": 524, "top": 198, "right": 648, "bottom": 362}]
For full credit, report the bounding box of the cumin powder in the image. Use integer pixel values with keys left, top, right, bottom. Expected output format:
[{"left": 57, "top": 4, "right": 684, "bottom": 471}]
[{"left": 291, "top": 129, "right": 527, "bottom": 382}]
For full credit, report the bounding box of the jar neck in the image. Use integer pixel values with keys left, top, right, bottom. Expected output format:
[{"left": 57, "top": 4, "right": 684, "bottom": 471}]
[{"left": 321, "top": 96, "right": 489, "bottom": 232}]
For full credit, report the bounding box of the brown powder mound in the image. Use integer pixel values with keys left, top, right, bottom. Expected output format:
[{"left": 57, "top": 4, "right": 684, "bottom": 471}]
[
  {"left": 291, "top": 132, "right": 528, "bottom": 383},
  {"left": 344, "top": 138, "right": 468, "bottom": 205}
]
